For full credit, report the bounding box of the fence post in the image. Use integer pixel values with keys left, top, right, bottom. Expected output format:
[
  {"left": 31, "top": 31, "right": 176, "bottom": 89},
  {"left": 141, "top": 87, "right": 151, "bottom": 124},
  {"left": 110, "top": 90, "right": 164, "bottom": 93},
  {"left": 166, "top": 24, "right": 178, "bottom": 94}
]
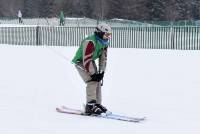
[
  {"left": 36, "top": 26, "right": 40, "bottom": 45},
  {"left": 170, "top": 26, "right": 175, "bottom": 49}
]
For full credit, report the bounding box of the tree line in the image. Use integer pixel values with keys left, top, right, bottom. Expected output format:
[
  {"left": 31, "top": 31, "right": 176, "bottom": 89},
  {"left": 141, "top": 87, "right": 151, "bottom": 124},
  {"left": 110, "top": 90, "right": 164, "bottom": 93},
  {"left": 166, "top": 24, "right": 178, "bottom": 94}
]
[{"left": 0, "top": 0, "right": 200, "bottom": 21}]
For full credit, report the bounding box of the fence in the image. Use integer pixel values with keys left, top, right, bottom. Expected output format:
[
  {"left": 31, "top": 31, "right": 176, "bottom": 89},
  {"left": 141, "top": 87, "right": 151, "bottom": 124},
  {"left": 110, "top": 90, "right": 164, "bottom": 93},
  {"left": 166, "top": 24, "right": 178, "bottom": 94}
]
[
  {"left": 0, "top": 17, "right": 155, "bottom": 27},
  {"left": 0, "top": 26, "right": 200, "bottom": 50}
]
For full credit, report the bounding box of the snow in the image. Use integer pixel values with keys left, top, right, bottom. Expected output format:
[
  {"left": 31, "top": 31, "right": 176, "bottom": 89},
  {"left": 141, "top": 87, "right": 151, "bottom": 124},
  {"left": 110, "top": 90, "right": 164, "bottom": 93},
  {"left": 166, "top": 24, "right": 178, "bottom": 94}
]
[
  {"left": 0, "top": 44, "right": 200, "bottom": 134},
  {"left": 0, "top": 24, "right": 38, "bottom": 27}
]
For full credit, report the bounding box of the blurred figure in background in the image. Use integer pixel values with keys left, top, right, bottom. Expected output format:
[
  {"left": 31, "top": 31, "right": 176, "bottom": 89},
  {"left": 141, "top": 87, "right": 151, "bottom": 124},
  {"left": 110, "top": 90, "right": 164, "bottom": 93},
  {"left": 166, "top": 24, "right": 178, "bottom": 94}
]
[
  {"left": 59, "top": 11, "right": 65, "bottom": 26},
  {"left": 17, "top": 10, "right": 23, "bottom": 24}
]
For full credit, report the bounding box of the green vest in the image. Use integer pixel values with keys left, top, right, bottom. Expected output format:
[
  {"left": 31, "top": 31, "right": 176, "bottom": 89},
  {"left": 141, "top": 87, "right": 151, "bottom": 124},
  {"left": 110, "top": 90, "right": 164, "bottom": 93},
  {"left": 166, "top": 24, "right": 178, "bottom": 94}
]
[
  {"left": 60, "top": 11, "right": 65, "bottom": 21},
  {"left": 72, "top": 35, "right": 108, "bottom": 64}
]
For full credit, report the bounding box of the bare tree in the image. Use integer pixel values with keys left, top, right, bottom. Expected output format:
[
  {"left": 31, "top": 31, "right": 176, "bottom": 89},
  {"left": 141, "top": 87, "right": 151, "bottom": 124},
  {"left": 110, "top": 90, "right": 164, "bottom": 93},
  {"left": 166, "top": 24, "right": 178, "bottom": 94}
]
[
  {"left": 24, "top": 0, "right": 40, "bottom": 17},
  {"left": 39, "top": 0, "right": 55, "bottom": 17},
  {"left": 105, "top": 0, "right": 123, "bottom": 19}
]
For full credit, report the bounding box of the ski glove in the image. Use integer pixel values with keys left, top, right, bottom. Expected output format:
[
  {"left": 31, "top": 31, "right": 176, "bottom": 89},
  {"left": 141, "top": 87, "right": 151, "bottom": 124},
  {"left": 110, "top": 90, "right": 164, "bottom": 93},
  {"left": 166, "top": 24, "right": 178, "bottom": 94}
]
[{"left": 90, "top": 72, "right": 104, "bottom": 82}]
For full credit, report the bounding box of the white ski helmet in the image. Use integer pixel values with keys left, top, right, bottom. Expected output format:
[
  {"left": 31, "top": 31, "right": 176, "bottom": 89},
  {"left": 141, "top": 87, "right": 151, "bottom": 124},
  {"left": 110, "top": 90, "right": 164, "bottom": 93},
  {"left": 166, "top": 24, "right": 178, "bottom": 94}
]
[
  {"left": 96, "top": 23, "right": 112, "bottom": 34},
  {"left": 95, "top": 23, "right": 112, "bottom": 40}
]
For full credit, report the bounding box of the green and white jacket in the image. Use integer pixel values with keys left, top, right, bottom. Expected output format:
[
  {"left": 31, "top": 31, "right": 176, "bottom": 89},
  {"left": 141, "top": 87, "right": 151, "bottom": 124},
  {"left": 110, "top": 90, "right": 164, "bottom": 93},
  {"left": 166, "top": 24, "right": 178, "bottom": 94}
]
[{"left": 72, "top": 34, "right": 108, "bottom": 75}]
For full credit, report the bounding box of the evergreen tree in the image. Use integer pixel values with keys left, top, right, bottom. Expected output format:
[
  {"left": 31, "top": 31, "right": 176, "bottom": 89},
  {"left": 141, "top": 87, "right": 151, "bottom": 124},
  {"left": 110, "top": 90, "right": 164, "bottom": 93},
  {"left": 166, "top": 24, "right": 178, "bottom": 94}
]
[
  {"left": 147, "top": 0, "right": 166, "bottom": 20},
  {"left": 81, "top": 0, "right": 94, "bottom": 18},
  {"left": 23, "top": 0, "right": 34, "bottom": 17},
  {"left": 62, "top": 0, "right": 73, "bottom": 17},
  {"left": 135, "top": 0, "right": 149, "bottom": 20},
  {"left": 72, "top": 0, "right": 83, "bottom": 17},
  {"left": 24, "top": 0, "right": 40, "bottom": 17},
  {"left": 176, "top": 0, "right": 188, "bottom": 20},
  {"left": 0, "top": 4, "right": 3, "bottom": 16},
  {"left": 105, "top": 0, "right": 123, "bottom": 19},
  {"left": 191, "top": 0, "right": 200, "bottom": 20},
  {"left": 122, "top": 0, "right": 148, "bottom": 20},
  {"left": 39, "top": 0, "right": 55, "bottom": 17}
]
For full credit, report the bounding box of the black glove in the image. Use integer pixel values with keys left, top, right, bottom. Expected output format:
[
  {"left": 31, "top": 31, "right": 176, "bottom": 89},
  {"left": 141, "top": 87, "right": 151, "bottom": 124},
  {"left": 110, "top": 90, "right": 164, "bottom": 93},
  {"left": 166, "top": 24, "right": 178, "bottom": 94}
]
[{"left": 90, "top": 72, "right": 104, "bottom": 82}]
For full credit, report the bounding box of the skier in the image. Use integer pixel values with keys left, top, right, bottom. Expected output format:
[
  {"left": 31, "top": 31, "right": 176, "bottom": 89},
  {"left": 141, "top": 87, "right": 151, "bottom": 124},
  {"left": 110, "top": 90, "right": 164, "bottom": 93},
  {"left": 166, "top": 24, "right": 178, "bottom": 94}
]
[
  {"left": 17, "top": 10, "right": 23, "bottom": 24},
  {"left": 59, "top": 11, "right": 65, "bottom": 26},
  {"left": 72, "top": 23, "right": 112, "bottom": 115}
]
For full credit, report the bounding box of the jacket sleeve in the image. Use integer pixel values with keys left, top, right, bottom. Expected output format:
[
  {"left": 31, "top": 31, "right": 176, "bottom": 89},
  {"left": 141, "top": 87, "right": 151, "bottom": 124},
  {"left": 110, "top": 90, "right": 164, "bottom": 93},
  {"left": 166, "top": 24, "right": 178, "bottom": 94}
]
[
  {"left": 82, "top": 40, "right": 96, "bottom": 75},
  {"left": 99, "top": 47, "right": 108, "bottom": 73}
]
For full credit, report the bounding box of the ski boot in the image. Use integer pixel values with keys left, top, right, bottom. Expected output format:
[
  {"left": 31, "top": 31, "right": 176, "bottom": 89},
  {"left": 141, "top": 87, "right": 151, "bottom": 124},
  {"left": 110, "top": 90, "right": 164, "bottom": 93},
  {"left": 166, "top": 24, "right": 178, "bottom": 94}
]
[
  {"left": 96, "top": 104, "right": 107, "bottom": 113},
  {"left": 85, "top": 100, "right": 103, "bottom": 115}
]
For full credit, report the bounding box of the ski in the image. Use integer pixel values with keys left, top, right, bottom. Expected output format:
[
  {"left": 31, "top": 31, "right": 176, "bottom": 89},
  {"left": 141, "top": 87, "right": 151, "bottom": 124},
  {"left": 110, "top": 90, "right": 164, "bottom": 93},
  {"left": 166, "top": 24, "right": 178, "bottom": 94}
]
[{"left": 56, "top": 106, "right": 146, "bottom": 123}]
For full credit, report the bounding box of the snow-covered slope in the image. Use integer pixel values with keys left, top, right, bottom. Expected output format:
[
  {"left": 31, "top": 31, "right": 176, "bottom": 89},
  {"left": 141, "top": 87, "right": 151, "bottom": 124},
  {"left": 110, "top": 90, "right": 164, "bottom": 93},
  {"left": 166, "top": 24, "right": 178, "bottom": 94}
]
[{"left": 0, "top": 45, "right": 200, "bottom": 134}]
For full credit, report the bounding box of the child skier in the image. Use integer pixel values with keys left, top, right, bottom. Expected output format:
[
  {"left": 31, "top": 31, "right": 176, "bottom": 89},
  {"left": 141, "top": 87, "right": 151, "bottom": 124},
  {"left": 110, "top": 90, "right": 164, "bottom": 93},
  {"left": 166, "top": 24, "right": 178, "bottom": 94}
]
[{"left": 72, "top": 23, "right": 112, "bottom": 115}]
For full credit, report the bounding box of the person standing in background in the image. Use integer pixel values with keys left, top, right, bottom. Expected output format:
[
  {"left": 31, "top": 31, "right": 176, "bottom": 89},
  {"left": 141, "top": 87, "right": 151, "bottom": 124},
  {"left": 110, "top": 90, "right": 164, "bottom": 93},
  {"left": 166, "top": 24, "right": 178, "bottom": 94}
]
[
  {"left": 18, "top": 10, "right": 23, "bottom": 24},
  {"left": 59, "top": 11, "right": 65, "bottom": 26}
]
